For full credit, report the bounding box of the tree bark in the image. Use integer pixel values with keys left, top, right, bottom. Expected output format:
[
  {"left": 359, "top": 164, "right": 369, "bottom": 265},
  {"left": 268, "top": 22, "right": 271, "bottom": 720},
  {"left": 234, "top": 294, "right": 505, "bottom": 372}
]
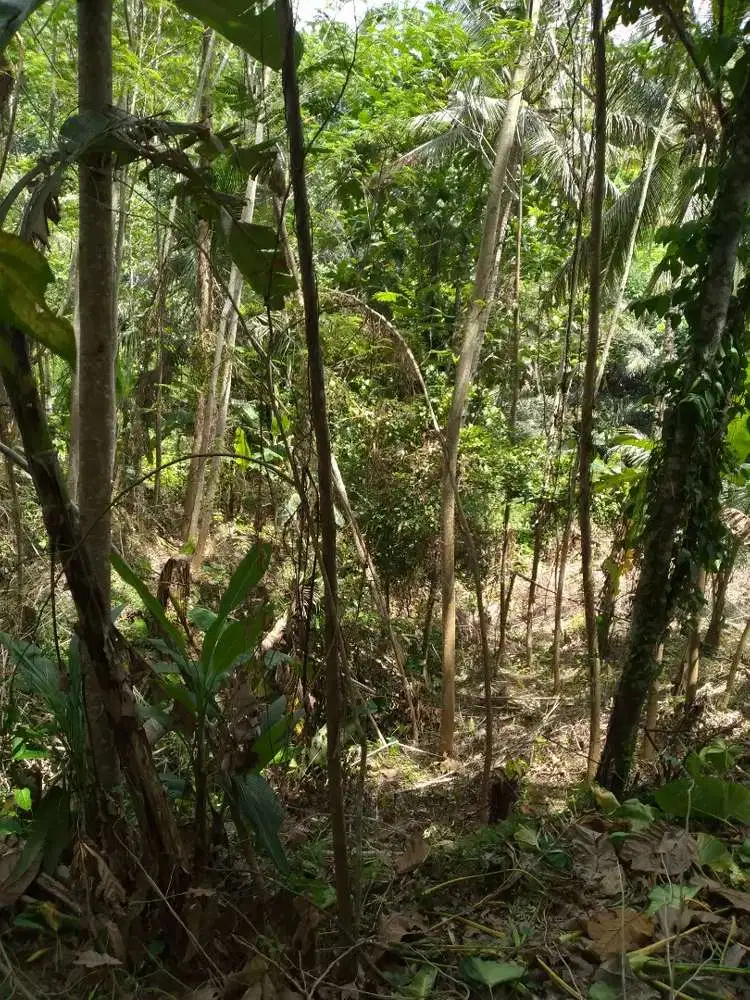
[
  {"left": 278, "top": 0, "right": 354, "bottom": 931},
  {"left": 639, "top": 643, "right": 663, "bottom": 763},
  {"left": 551, "top": 511, "right": 573, "bottom": 694},
  {"left": 703, "top": 538, "right": 740, "bottom": 653},
  {"left": 439, "top": 0, "right": 539, "bottom": 756},
  {"left": 723, "top": 615, "right": 750, "bottom": 706},
  {"left": 76, "top": 0, "right": 119, "bottom": 792},
  {"left": 182, "top": 27, "right": 216, "bottom": 543},
  {"left": 684, "top": 567, "right": 707, "bottom": 710},
  {"left": 596, "top": 90, "right": 750, "bottom": 795},
  {"left": 578, "top": 0, "right": 607, "bottom": 781}
]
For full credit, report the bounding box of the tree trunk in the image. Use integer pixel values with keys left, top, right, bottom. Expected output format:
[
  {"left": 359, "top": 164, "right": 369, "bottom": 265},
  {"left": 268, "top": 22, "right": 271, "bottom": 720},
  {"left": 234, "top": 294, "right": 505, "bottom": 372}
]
[
  {"left": 278, "top": 0, "right": 354, "bottom": 932},
  {"left": 684, "top": 567, "right": 707, "bottom": 710},
  {"left": 525, "top": 511, "right": 543, "bottom": 667},
  {"left": 703, "top": 539, "right": 740, "bottom": 654},
  {"left": 551, "top": 512, "right": 573, "bottom": 694},
  {"left": 578, "top": 0, "right": 606, "bottom": 782},
  {"left": 76, "top": 0, "right": 119, "bottom": 793},
  {"left": 182, "top": 28, "right": 216, "bottom": 543},
  {"left": 639, "top": 643, "right": 664, "bottom": 763},
  {"left": 596, "top": 90, "right": 750, "bottom": 796},
  {"left": 439, "top": 0, "right": 539, "bottom": 756},
  {"left": 723, "top": 615, "right": 750, "bottom": 706},
  {"left": 194, "top": 68, "right": 268, "bottom": 567},
  {"left": 0, "top": 378, "right": 23, "bottom": 611}
]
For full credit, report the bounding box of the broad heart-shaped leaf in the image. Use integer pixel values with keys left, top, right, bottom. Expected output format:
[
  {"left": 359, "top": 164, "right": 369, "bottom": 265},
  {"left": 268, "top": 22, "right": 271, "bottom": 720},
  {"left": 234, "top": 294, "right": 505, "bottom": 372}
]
[
  {"left": 111, "top": 551, "right": 185, "bottom": 653},
  {"left": 217, "top": 209, "right": 297, "bottom": 309},
  {"left": 188, "top": 606, "right": 217, "bottom": 633},
  {"left": 202, "top": 542, "right": 270, "bottom": 665},
  {"left": 0, "top": 232, "right": 75, "bottom": 365},
  {"left": 459, "top": 957, "right": 526, "bottom": 987},
  {"left": 251, "top": 697, "right": 305, "bottom": 771},
  {"left": 655, "top": 776, "right": 750, "bottom": 824},
  {"left": 171, "top": 0, "right": 302, "bottom": 71},
  {"left": 205, "top": 613, "right": 263, "bottom": 680},
  {"left": 0, "top": 0, "right": 47, "bottom": 50},
  {"left": 230, "top": 773, "right": 287, "bottom": 871}
]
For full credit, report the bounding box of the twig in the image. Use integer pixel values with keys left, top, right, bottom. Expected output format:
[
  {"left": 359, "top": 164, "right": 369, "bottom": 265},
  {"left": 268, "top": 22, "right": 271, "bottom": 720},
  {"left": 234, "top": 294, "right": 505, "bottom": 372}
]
[{"left": 536, "top": 957, "right": 585, "bottom": 1000}]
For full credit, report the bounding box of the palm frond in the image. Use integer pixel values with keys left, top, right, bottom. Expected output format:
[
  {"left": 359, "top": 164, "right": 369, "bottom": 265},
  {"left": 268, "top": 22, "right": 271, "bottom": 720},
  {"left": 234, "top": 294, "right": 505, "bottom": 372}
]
[{"left": 550, "top": 150, "right": 678, "bottom": 301}]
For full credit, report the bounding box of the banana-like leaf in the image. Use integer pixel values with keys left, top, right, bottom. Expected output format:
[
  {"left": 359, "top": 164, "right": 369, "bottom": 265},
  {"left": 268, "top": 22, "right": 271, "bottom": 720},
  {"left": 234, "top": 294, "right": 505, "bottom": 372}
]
[
  {"left": 0, "top": 232, "right": 76, "bottom": 365},
  {"left": 202, "top": 542, "right": 270, "bottom": 665},
  {"left": 171, "top": 0, "right": 302, "bottom": 71},
  {"left": 0, "top": 0, "right": 47, "bottom": 51},
  {"left": 230, "top": 773, "right": 288, "bottom": 871},
  {"left": 111, "top": 551, "right": 185, "bottom": 652}
]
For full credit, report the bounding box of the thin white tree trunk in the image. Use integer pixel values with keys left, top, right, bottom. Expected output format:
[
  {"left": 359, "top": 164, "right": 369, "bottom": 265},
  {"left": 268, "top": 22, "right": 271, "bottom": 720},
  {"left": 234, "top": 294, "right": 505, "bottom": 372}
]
[
  {"left": 595, "top": 74, "right": 680, "bottom": 395},
  {"left": 440, "top": 0, "right": 540, "bottom": 756}
]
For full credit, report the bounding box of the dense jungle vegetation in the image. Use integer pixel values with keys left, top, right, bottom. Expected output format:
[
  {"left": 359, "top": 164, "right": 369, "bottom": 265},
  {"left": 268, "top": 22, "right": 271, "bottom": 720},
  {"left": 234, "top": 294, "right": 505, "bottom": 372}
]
[{"left": 1, "top": 0, "right": 750, "bottom": 996}]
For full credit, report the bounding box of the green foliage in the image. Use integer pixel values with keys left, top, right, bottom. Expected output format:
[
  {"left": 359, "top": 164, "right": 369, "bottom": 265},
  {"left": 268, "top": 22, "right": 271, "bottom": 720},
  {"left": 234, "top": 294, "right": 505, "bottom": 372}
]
[
  {"left": 0, "top": 0, "right": 46, "bottom": 51},
  {"left": 0, "top": 232, "right": 76, "bottom": 366},
  {"left": 459, "top": 957, "right": 526, "bottom": 987},
  {"left": 172, "top": 0, "right": 302, "bottom": 71}
]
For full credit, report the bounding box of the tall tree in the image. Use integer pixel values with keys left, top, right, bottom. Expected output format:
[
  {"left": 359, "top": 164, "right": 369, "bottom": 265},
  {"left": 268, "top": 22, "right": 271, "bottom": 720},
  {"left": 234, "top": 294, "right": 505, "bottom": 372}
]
[
  {"left": 439, "top": 0, "right": 540, "bottom": 756},
  {"left": 578, "top": 0, "right": 607, "bottom": 780},
  {"left": 278, "top": 0, "right": 354, "bottom": 931},
  {"left": 597, "top": 54, "right": 750, "bottom": 794},
  {"left": 76, "top": 0, "right": 119, "bottom": 792}
]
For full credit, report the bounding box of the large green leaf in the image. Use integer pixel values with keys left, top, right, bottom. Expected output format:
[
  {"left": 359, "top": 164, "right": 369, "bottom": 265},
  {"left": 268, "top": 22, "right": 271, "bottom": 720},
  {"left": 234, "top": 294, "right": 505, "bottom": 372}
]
[
  {"left": 459, "top": 957, "right": 526, "bottom": 987},
  {"left": 655, "top": 776, "right": 750, "bottom": 824},
  {"left": 206, "top": 614, "right": 263, "bottom": 679},
  {"left": 0, "top": 232, "right": 76, "bottom": 365},
  {"left": 217, "top": 209, "right": 296, "bottom": 309},
  {"left": 0, "top": 0, "right": 47, "bottom": 50},
  {"left": 171, "top": 0, "right": 302, "bottom": 71},
  {"left": 202, "top": 543, "right": 270, "bottom": 665},
  {"left": 111, "top": 551, "right": 185, "bottom": 652},
  {"left": 231, "top": 773, "right": 287, "bottom": 871}
]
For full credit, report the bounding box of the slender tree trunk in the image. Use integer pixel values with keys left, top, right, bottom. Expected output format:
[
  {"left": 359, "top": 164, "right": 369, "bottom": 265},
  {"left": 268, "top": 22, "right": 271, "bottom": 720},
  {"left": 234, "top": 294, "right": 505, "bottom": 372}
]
[
  {"left": 578, "top": 0, "right": 607, "bottom": 781},
  {"left": 639, "top": 643, "right": 664, "bottom": 763},
  {"left": 525, "top": 512, "right": 543, "bottom": 667},
  {"left": 684, "top": 567, "right": 707, "bottom": 710},
  {"left": 703, "top": 539, "right": 740, "bottom": 653},
  {"left": 594, "top": 74, "right": 680, "bottom": 395},
  {"left": 0, "top": 379, "right": 23, "bottom": 611},
  {"left": 421, "top": 558, "right": 439, "bottom": 666},
  {"left": 76, "top": 0, "right": 119, "bottom": 792},
  {"left": 194, "top": 69, "right": 269, "bottom": 566},
  {"left": 724, "top": 615, "right": 750, "bottom": 706},
  {"left": 330, "top": 456, "right": 418, "bottom": 740},
  {"left": 278, "top": 0, "right": 354, "bottom": 932},
  {"left": 440, "top": 0, "right": 539, "bottom": 756},
  {"left": 551, "top": 511, "right": 573, "bottom": 693},
  {"left": 182, "top": 28, "right": 216, "bottom": 543},
  {"left": 596, "top": 90, "right": 750, "bottom": 795}
]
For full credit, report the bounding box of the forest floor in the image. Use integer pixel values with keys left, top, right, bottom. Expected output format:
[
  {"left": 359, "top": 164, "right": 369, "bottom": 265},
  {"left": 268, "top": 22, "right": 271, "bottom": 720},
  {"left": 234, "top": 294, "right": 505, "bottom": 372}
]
[{"left": 4, "top": 531, "right": 750, "bottom": 999}]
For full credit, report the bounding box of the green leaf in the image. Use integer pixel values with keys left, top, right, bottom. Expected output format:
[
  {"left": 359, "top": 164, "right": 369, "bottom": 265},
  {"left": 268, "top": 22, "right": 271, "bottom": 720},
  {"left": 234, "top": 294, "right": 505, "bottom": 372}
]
[
  {"left": 0, "top": 232, "right": 76, "bottom": 365},
  {"left": 171, "top": 0, "right": 302, "bottom": 71},
  {"left": 251, "top": 698, "right": 304, "bottom": 771},
  {"left": 459, "top": 956, "right": 526, "bottom": 986},
  {"left": 588, "top": 985, "right": 619, "bottom": 1000},
  {"left": 111, "top": 551, "right": 185, "bottom": 652},
  {"left": 655, "top": 776, "right": 750, "bottom": 824},
  {"left": 202, "top": 543, "right": 270, "bottom": 664},
  {"left": 0, "top": 0, "right": 47, "bottom": 51},
  {"left": 230, "top": 773, "right": 288, "bottom": 871},
  {"left": 697, "top": 833, "right": 733, "bottom": 871},
  {"left": 217, "top": 209, "right": 296, "bottom": 309},
  {"left": 612, "top": 799, "right": 657, "bottom": 831},
  {"left": 395, "top": 965, "right": 438, "bottom": 999},
  {"left": 188, "top": 606, "right": 218, "bottom": 633},
  {"left": 15, "top": 787, "right": 70, "bottom": 879},
  {"left": 13, "top": 787, "right": 32, "bottom": 811},
  {"left": 205, "top": 614, "right": 263, "bottom": 679},
  {"left": 646, "top": 883, "right": 698, "bottom": 915}
]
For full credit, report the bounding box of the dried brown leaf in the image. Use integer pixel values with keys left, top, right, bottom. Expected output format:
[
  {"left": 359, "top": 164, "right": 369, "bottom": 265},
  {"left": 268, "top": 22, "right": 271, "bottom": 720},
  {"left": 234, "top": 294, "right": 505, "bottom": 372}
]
[
  {"left": 0, "top": 845, "right": 41, "bottom": 907},
  {"left": 699, "top": 877, "right": 750, "bottom": 913},
  {"left": 587, "top": 909, "right": 654, "bottom": 958},
  {"left": 619, "top": 823, "right": 697, "bottom": 876},
  {"left": 394, "top": 834, "right": 429, "bottom": 874},
  {"left": 73, "top": 950, "right": 122, "bottom": 968}
]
